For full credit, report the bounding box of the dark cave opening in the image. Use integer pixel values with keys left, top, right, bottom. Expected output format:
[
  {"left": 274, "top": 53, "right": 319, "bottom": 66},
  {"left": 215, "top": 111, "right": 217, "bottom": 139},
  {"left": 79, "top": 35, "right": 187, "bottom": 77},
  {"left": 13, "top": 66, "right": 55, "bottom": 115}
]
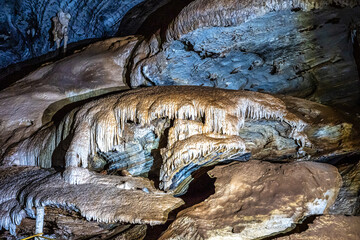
[
  {"left": 118, "top": 0, "right": 195, "bottom": 40},
  {"left": 144, "top": 165, "right": 216, "bottom": 240}
]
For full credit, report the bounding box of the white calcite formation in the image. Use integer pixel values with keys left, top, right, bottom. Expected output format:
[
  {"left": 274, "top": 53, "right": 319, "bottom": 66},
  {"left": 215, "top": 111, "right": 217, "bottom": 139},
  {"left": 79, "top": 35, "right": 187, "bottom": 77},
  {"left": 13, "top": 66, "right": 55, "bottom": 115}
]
[
  {"left": 51, "top": 10, "right": 71, "bottom": 52},
  {"left": 164, "top": 0, "right": 359, "bottom": 41},
  {"left": 160, "top": 160, "right": 342, "bottom": 240},
  {"left": 0, "top": 167, "right": 55, "bottom": 235},
  {"left": 3, "top": 86, "right": 310, "bottom": 188},
  {"left": 0, "top": 166, "right": 183, "bottom": 236}
]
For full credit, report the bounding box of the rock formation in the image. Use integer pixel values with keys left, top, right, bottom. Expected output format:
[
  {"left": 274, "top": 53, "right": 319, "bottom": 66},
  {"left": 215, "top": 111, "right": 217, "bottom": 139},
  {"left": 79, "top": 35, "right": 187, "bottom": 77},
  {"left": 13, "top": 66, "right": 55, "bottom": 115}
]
[
  {"left": 51, "top": 10, "right": 71, "bottom": 52},
  {"left": 160, "top": 160, "right": 342, "bottom": 240},
  {"left": 0, "top": 166, "right": 183, "bottom": 236},
  {"left": 276, "top": 215, "right": 360, "bottom": 240},
  {"left": 2, "top": 86, "right": 309, "bottom": 183},
  {"left": 0, "top": 36, "right": 138, "bottom": 157},
  {"left": 130, "top": 0, "right": 360, "bottom": 108},
  {"left": 0, "top": 0, "right": 148, "bottom": 69},
  {"left": 330, "top": 160, "right": 360, "bottom": 215},
  {"left": 0, "top": 0, "right": 359, "bottom": 239}
]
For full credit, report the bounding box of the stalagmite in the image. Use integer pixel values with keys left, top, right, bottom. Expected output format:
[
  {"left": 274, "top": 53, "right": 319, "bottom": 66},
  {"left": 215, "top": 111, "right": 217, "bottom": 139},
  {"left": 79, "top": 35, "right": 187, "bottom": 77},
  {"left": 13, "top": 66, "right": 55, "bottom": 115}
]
[{"left": 35, "top": 206, "right": 44, "bottom": 239}]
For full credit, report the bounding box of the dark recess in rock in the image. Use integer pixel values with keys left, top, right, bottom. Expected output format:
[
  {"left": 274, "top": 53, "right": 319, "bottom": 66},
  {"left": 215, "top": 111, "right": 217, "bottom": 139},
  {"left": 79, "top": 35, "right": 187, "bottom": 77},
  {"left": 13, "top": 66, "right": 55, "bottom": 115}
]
[
  {"left": 118, "top": 0, "right": 195, "bottom": 39},
  {"left": 134, "top": 0, "right": 195, "bottom": 40},
  {"left": 144, "top": 165, "right": 216, "bottom": 240}
]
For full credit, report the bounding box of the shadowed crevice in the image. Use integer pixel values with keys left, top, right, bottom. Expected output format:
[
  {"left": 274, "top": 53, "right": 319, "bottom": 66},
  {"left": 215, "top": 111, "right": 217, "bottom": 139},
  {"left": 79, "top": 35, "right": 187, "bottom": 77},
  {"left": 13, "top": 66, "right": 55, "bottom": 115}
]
[{"left": 144, "top": 166, "right": 216, "bottom": 240}]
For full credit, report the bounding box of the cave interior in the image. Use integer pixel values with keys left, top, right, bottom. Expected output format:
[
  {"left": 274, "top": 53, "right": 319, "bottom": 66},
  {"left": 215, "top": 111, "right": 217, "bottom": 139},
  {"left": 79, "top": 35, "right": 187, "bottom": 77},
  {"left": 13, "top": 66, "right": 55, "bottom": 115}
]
[{"left": 0, "top": 0, "right": 360, "bottom": 239}]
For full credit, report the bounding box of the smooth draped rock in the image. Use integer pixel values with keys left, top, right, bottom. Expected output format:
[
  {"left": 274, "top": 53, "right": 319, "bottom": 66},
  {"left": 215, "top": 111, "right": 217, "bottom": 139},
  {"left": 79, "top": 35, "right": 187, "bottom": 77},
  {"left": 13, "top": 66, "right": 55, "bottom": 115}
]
[
  {"left": 160, "top": 160, "right": 342, "bottom": 240},
  {"left": 0, "top": 36, "right": 138, "bottom": 157}
]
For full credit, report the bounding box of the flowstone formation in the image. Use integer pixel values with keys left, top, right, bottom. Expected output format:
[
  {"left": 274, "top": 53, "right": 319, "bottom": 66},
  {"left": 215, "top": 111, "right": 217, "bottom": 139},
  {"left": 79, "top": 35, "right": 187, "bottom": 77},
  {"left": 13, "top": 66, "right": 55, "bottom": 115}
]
[
  {"left": 3, "top": 86, "right": 311, "bottom": 189},
  {"left": 0, "top": 166, "right": 183, "bottom": 238},
  {"left": 1, "top": 0, "right": 360, "bottom": 239},
  {"left": 0, "top": 36, "right": 138, "bottom": 157}
]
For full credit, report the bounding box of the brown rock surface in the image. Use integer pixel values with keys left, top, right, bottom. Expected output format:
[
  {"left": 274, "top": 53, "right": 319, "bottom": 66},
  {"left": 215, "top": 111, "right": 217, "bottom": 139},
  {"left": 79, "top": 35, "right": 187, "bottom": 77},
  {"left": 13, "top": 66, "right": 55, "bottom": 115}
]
[
  {"left": 160, "top": 160, "right": 342, "bottom": 240},
  {"left": 5, "top": 208, "right": 148, "bottom": 240},
  {"left": 0, "top": 36, "right": 139, "bottom": 157},
  {"left": 276, "top": 215, "right": 360, "bottom": 240}
]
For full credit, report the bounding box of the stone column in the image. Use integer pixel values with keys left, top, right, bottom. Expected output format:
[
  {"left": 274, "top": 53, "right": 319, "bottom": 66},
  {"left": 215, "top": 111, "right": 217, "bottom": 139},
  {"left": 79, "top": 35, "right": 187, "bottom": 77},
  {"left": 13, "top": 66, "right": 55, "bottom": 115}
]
[{"left": 35, "top": 206, "right": 45, "bottom": 239}]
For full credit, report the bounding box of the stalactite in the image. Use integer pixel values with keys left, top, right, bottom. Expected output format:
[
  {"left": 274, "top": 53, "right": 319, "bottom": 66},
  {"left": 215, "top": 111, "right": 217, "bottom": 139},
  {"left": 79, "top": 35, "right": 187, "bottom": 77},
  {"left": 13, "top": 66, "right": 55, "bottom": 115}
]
[
  {"left": 0, "top": 166, "right": 183, "bottom": 236},
  {"left": 159, "top": 133, "right": 247, "bottom": 191},
  {"left": 164, "top": 0, "right": 359, "bottom": 42},
  {"left": 3, "top": 86, "right": 310, "bottom": 185}
]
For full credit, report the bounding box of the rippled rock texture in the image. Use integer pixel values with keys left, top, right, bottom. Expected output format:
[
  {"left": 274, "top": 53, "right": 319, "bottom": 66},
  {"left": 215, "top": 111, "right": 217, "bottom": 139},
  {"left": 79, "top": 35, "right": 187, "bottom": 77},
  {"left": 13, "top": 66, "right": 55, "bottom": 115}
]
[
  {"left": 0, "top": 166, "right": 183, "bottom": 236},
  {"left": 131, "top": 2, "right": 360, "bottom": 108},
  {"left": 160, "top": 160, "right": 342, "bottom": 240},
  {"left": 0, "top": 0, "right": 148, "bottom": 69}
]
